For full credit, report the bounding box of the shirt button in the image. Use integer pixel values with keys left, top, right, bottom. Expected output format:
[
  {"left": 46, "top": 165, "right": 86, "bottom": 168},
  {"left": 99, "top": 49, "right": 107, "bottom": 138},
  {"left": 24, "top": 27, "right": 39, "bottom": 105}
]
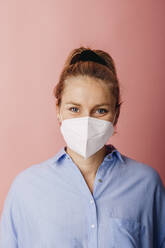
[
  {"left": 91, "top": 224, "right": 95, "bottom": 228},
  {"left": 98, "top": 178, "right": 103, "bottom": 183},
  {"left": 90, "top": 199, "right": 94, "bottom": 204}
]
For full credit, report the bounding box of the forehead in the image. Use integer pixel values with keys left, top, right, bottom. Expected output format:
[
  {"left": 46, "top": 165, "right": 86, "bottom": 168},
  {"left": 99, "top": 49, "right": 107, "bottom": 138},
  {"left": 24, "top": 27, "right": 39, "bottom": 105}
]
[{"left": 62, "top": 76, "right": 115, "bottom": 105}]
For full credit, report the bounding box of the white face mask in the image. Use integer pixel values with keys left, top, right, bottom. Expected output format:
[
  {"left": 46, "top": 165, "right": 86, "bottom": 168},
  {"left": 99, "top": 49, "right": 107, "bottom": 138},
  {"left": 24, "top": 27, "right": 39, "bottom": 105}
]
[{"left": 59, "top": 112, "right": 116, "bottom": 160}]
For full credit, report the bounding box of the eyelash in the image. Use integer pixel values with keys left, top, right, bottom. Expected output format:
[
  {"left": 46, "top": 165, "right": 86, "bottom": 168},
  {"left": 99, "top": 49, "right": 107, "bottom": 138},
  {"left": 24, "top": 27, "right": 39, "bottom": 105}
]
[{"left": 68, "top": 107, "right": 108, "bottom": 114}]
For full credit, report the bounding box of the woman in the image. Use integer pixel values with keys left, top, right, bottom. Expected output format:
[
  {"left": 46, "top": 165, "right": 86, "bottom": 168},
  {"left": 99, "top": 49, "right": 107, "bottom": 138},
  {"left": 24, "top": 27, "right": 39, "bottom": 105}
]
[{"left": 0, "top": 46, "right": 165, "bottom": 248}]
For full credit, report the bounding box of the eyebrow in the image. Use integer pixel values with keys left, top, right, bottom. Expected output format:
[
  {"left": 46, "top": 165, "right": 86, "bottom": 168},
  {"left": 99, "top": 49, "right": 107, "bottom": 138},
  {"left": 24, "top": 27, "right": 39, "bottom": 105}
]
[{"left": 65, "top": 102, "right": 111, "bottom": 107}]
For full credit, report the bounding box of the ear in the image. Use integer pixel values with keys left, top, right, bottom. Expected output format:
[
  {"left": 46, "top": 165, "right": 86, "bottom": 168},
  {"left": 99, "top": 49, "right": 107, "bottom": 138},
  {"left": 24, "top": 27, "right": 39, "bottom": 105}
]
[
  {"left": 55, "top": 104, "right": 60, "bottom": 122},
  {"left": 113, "top": 105, "right": 120, "bottom": 126}
]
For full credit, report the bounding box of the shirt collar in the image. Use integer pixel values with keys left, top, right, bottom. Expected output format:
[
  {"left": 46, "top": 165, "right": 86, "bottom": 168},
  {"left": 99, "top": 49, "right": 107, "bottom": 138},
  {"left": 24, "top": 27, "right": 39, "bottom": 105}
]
[{"left": 53, "top": 144, "right": 125, "bottom": 164}]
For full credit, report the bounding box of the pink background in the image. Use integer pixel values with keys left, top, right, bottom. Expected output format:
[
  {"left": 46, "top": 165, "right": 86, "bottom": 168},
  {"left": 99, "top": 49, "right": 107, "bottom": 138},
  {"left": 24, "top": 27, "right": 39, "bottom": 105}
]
[{"left": 0, "top": 0, "right": 165, "bottom": 216}]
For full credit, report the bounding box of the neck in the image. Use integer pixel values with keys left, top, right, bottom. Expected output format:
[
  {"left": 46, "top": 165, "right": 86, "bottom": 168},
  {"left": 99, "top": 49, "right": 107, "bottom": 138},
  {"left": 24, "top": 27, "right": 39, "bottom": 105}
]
[{"left": 65, "top": 145, "right": 108, "bottom": 178}]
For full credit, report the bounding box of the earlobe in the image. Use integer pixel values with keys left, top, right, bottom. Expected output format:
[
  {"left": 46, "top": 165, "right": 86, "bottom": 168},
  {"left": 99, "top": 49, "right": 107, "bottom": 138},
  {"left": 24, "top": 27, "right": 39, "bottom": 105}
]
[{"left": 57, "top": 114, "right": 62, "bottom": 124}]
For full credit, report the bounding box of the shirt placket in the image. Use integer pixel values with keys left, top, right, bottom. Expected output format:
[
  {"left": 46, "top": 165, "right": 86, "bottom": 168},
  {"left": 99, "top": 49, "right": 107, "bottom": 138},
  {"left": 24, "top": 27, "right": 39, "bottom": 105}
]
[{"left": 65, "top": 153, "right": 113, "bottom": 248}]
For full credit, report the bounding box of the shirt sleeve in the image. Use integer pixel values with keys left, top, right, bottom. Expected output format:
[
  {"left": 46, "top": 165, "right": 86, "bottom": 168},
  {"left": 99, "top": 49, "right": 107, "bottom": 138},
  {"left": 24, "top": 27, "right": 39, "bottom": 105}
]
[
  {"left": 153, "top": 172, "right": 165, "bottom": 248},
  {"left": 0, "top": 181, "right": 18, "bottom": 248}
]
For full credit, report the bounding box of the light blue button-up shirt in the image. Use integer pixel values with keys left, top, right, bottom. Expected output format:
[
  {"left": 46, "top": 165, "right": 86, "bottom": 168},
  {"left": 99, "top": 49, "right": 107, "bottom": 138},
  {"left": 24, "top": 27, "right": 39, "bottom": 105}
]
[{"left": 0, "top": 143, "right": 165, "bottom": 248}]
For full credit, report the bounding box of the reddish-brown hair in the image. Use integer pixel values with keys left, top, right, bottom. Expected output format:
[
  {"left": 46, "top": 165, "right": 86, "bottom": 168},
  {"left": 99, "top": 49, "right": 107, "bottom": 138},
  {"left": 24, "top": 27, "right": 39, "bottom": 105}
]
[{"left": 53, "top": 46, "right": 123, "bottom": 126}]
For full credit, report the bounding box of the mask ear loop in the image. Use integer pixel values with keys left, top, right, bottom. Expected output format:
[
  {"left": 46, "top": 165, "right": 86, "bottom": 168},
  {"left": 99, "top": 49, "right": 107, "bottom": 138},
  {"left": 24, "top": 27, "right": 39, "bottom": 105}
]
[
  {"left": 112, "top": 111, "right": 117, "bottom": 125},
  {"left": 59, "top": 112, "right": 63, "bottom": 122}
]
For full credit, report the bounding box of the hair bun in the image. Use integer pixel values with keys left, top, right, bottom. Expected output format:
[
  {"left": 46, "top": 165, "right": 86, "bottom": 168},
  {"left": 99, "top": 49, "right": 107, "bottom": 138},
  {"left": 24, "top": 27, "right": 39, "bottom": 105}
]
[{"left": 70, "top": 49, "right": 107, "bottom": 67}]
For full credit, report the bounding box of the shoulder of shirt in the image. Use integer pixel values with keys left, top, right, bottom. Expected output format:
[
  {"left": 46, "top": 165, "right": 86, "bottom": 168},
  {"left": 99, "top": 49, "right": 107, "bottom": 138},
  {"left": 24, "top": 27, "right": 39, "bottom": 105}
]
[
  {"left": 6, "top": 156, "right": 57, "bottom": 195},
  {"left": 122, "top": 153, "right": 164, "bottom": 188}
]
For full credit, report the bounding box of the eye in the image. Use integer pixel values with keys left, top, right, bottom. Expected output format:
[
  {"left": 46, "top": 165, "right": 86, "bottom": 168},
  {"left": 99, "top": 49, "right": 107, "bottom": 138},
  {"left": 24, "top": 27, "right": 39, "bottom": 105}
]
[
  {"left": 96, "top": 108, "right": 108, "bottom": 114},
  {"left": 69, "top": 107, "right": 79, "bottom": 113}
]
